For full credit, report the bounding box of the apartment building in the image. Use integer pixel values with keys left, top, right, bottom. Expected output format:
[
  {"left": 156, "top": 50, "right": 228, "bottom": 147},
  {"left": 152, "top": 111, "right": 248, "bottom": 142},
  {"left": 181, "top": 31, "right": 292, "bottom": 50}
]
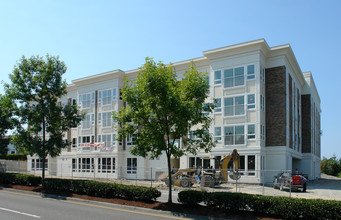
[{"left": 27, "top": 39, "right": 321, "bottom": 183}]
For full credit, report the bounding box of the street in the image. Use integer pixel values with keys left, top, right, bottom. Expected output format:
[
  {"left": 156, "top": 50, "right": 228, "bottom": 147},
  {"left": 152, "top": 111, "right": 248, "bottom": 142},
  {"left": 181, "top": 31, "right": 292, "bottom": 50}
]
[{"left": 0, "top": 189, "right": 203, "bottom": 220}]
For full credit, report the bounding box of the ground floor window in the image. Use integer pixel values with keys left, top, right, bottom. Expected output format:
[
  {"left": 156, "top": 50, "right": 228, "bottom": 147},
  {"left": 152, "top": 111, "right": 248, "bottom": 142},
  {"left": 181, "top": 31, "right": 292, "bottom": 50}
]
[
  {"left": 127, "top": 158, "right": 137, "bottom": 174},
  {"left": 98, "top": 157, "right": 115, "bottom": 173},
  {"left": 193, "top": 154, "right": 256, "bottom": 177},
  {"left": 73, "top": 157, "right": 94, "bottom": 173},
  {"left": 189, "top": 157, "right": 210, "bottom": 169},
  {"left": 31, "top": 158, "right": 48, "bottom": 171},
  {"left": 247, "top": 155, "right": 255, "bottom": 176}
]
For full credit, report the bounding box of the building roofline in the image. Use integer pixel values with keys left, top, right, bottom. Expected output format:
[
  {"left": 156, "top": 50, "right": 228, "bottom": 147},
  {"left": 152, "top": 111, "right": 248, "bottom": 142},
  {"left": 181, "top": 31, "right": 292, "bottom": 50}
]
[
  {"left": 269, "top": 43, "right": 306, "bottom": 87},
  {"left": 202, "top": 38, "right": 269, "bottom": 56},
  {"left": 72, "top": 69, "right": 125, "bottom": 84},
  {"left": 303, "top": 71, "right": 321, "bottom": 104}
]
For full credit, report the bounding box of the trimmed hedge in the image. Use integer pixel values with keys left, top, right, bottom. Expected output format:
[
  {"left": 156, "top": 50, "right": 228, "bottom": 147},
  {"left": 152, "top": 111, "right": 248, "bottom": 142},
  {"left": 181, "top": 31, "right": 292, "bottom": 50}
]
[
  {"left": 0, "top": 172, "right": 41, "bottom": 186},
  {"left": 42, "top": 178, "right": 161, "bottom": 202},
  {"left": 178, "top": 190, "right": 341, "bottom": 219},
  {"left": 0, "top": 154, "right": 27, "bottom": 161}
]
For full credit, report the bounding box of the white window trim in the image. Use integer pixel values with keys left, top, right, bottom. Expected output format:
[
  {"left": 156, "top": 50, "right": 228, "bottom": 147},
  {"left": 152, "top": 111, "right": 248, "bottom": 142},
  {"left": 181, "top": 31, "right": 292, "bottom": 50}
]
[
  {"left": 102, "top": 112, "right": 112, "bottom": 128},
  {"left": 223, "top": 95, "right": 245, "bottom": 117},
  {"left": 223, "top": 124, "right": 246, "bottom": 146}
]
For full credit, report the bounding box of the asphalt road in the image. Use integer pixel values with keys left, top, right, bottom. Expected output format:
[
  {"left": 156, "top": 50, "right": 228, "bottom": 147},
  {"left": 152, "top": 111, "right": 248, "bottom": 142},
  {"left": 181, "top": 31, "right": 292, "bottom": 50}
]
[{"left": 0, "top": 189, "right": 208, "bottom": 220}]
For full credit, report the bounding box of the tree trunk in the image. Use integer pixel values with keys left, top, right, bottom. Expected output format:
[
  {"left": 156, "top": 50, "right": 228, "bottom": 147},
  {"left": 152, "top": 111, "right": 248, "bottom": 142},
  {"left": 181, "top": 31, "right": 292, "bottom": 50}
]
[
  {"left": 42, "top": 155, "right": 45, "bottom": 179},
  {"left": 167, "top": 153, "right": 172, "bottom": 203}
]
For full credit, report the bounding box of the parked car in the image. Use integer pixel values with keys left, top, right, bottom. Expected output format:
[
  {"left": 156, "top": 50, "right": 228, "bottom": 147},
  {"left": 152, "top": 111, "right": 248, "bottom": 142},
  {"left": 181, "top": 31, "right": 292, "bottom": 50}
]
[{"left": 273, "top": 172, "right": 307, "bottom": 192}]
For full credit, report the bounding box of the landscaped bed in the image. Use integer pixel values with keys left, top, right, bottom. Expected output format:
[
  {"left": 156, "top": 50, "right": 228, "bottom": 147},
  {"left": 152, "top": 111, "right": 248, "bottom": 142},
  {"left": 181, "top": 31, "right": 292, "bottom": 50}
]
[{"left": 0, "top": 183, "right": 281, "bottom": 220}]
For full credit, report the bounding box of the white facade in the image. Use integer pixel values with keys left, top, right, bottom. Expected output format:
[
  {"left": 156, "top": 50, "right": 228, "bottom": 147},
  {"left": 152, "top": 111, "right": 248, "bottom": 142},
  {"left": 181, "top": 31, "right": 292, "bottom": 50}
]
[{"left": 28, "top": 39, "right": 321, "bottom": 183}]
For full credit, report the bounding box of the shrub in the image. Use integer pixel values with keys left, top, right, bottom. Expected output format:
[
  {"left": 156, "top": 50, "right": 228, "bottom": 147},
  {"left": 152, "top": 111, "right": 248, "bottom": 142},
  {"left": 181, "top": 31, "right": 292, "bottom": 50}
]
[
  {"left": 178, "top": 190, "right": 205, "bottom": 205},
  {"left": 0, "top": 154, "right": 27, "bottom": 161},
  {"left": 0, "top": 172, "right": 41, "bottom": 186},
  {"left": 178, "top": 190, "right": 341, "bottom": 219},
  {"left": 42, "top": 178, "right": 161, "bottom": 202}
]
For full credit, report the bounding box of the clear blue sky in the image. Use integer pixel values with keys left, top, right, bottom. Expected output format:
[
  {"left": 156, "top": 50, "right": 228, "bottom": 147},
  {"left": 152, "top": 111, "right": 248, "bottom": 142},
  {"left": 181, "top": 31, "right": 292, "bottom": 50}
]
[{"left": 0, "top": 1, "right": 340, "bottom": 158}]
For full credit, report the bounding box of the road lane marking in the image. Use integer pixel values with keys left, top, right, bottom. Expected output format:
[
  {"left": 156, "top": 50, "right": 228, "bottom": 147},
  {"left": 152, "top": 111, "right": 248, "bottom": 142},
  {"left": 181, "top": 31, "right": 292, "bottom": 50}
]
[
  {"left": 0, "top": 207, "right": 41, "bottom": 218},
  {"left": 1, "top": 190, "right": 188, "bottom": 220}
]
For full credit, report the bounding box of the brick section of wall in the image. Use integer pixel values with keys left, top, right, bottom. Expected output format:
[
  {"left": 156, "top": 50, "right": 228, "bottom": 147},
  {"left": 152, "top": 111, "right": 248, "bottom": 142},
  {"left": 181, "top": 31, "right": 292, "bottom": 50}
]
[
  {"left": 289, "top": 75, "right": 293, "bottom": 149},
  {"left": 265, "top": 66, "right": 287, "bottom": 147},
  {"left": 301, "top": 94, "right": 311, "bottom": 153}
]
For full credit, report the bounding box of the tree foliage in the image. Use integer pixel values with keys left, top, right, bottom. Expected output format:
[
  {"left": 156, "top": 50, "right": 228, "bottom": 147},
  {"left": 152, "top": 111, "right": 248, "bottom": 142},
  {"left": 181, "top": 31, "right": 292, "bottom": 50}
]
[
  {"left": 4, "top": 55, "right": 83, "bottom": 178},
  {"left": 321, "top": 154, "right": 341, "bottom": 177},
  {"left": 114, "top": 58, "right": 215, "bottom": 203},
  {"left": 0, "top": 94, "right": 17, "bottom": 154}
]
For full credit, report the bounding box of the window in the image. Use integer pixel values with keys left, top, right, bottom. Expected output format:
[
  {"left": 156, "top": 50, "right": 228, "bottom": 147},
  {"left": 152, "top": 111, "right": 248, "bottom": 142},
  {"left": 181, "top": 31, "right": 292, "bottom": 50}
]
[
  {"left": 224, "top": 125, "right": 245, "bottom": 145},
  {"left": 260, "top": 66, "right": 265, "bottom": 82},
  {"left": 80, "top": 94, "right": 91, "bottom": 109},
  {"left": 72, "top": 138, "right": 77, "bottom": 148},
  {"left": 214, "top": 156, "right": 221, "bottom": 169},
  {"left": 82, "top": 136, "right": 90, "bottom": 143},
  {"left": 261, "top": 124, "right": 265, "bottom": 141},
  {"left": 248, "top": 124, "right": 255, "bottom": 139},
  {"left": 189, "top": 131, "right": 199, "bottom": 139},
  {"left": 102, "top": 112, "right": 112, "bottom": 127},
  {"left": 81, "top": 158, "right": 92, "bottom": 172},
  {"left": 247, "top": 94, "right": 255, "bottom": 109},
  {"left": 113, "top": 88, "right": 117, "bottom": 100},
  {"left": 214, "top": 98, "right": 222, "bottom": 113},
  {"left": 72, "top": 159, "right": 76, "bottom": 172},
  {"left": 203, "top": 103, "right": 210, "bottom": 116},
  {"left": 127, "top": 158, "right": 137, "bottom": 174},
  {"left": 247, "top": 64, "right": 255, "bottom": 79},
  {"left": 248, "top": 155, "right": 255, "bottom": 175},
  {"left": 214, "top": 70, "right": 222, "bottom": 85},
  {"left": 102, "top": 134, "right": 111, "bottom": 147},
  {"left": 98, "top": 158, "right": 115, "bottom": 173},
  {"left": 223, "top": 66, "right": 244, "bottom": 88},
  {"left": 260, "top": 95, "right": 265, "bottom": 111},
  {"left": 224, "top": 96, "right": 244, "bottom": 116},
  {"left": 82, "top": 114, "right": 91, "bottom": 129},
  {"left": 98, "top": 91, "right": 102, "bottom": 104},
  {"left": 91, "top": 114, "right": 95, "bottom": 125},
  {"left": 127, "top": 134, "right": 136, "bottom": 145},
  {"left": 31, "top": 159, "right": 48, "bottom": 171},
  {"left": 102, "top": 89, "right": 112, "bottom": 105},
  {"left": 98, "top": 113, "right": 101, "bottom": 124},
  {"left": 239, "top": 156, "right": 245, "bottom": 171},
  {"left": 72, "top": 99, "right": 77, "bottom": 106},
  {"left": 214, "top": 127, "right": 221, "bottom": 141},
  {"left": 91, "top": 92, "right": 95, "bottom": 104}
]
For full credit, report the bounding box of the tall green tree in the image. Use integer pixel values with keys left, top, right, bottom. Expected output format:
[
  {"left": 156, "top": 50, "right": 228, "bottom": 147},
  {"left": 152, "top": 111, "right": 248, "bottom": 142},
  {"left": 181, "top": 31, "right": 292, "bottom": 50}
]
[
  {"left": 0, "top": 94, "right": 17, "bottom": 155},
  {"left": 321, "top": 154, "right": 341, "bottom": 177},
  {"left": 4, "top": 55, "right": 83, "bottom": 178},
  {"left": 114, "top": 58, "right": 215, "bottom": 203}
]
